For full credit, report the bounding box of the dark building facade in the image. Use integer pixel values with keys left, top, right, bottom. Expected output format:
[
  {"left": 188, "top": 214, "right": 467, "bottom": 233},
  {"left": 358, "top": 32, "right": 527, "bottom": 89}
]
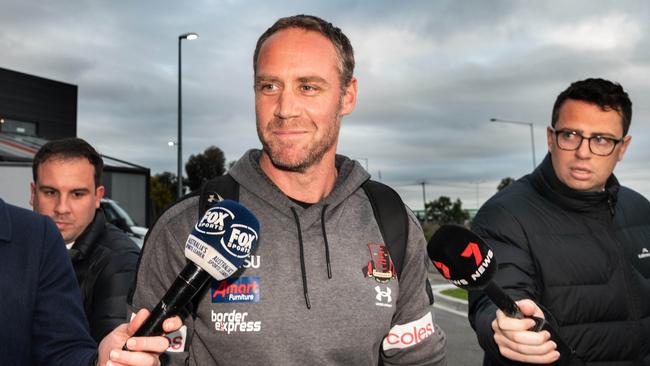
[
  {"left": 0, "top": 67, "right": 151, "bottom": 226},
  {"left": 0, "top": 67, "right": 76, "bottom": 139}
]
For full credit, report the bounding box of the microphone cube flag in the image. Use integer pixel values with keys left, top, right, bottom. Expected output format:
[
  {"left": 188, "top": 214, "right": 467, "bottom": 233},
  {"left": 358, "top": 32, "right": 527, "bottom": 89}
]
[
  {"left": 427, "top": 224, "right": 496, "bottom": 289},
  {"left": 185, "top": 199, "right": 260, "bottom": 280}
]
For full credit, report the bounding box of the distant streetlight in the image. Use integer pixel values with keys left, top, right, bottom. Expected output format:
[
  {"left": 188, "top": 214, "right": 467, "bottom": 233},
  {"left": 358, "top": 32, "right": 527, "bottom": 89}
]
[
  {"left": 490, "top": 118, "right": 537, "bottom": 169},
  {"left": 177, "top": 32, "right": 199, "bottom": 198},
  {"left": 472, "top": 180, "right": 486, "bottom": 209},
  {"left": 419, "top": 180, "right": 428, "bottom": 222}
]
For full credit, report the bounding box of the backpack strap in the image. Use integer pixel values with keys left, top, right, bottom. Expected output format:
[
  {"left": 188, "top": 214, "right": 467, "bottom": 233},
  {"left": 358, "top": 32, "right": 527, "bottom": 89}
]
[
  {"left": 362, "top": 179, "right": 408, "bottom": 280},
  {"left": 189, "top": 174, "right": 241, "bottom": 318},
  {"left": 198, "top": 174, "right": 239, "bottom": 217}
]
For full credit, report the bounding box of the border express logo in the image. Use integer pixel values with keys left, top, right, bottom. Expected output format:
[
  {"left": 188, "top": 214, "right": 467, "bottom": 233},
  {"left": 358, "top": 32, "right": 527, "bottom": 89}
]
[
  {"left": 211, "top": 276, "right": 260, "bottom": 303},
  {"left": 363, "top": 243, "right": 396, "bottom": 283},
  {"left": 212, "top": 310, "right": 261, "bottom": 334}
]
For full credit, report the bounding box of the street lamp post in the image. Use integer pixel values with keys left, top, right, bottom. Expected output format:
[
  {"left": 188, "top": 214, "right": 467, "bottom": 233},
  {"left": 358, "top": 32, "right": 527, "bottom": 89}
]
[
  {"left": 177, "top": 32, "right": 199, "bottom": 198},
  {"left": 490, "top": 118, "right": 537, "bottom": 169}
]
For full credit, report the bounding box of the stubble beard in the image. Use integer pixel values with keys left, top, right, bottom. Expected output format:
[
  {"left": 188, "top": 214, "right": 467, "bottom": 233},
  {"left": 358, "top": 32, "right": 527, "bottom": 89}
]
[{"left": 258, "top": 110, "right": 342, "bottom": 173}]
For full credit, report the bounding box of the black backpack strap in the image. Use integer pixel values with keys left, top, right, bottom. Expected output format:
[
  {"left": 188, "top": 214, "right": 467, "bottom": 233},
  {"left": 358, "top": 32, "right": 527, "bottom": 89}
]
[
  {"left": 362, "top": 180, "right": 408, "bottom": 280},
  {"left": 198, "top": 174, "right": 239, "bottom": 217},
  {"left": 189, "top": 174, "right": 240, "bottom": 319}
]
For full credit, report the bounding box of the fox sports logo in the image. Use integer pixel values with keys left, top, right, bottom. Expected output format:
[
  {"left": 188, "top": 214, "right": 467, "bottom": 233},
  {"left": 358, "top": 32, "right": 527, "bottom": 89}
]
[
  {"left": 221, "top": 223, "right": 258, "bottom": 259},
  {"left": 195, "top": 206, "right": 235, "bottom": 235}
]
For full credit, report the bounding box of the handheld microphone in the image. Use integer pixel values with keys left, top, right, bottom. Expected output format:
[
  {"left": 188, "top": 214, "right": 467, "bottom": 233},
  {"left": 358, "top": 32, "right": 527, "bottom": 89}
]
[
  {"left": 129, "top": 199, "right": 260, "bottom": 340},
  {"left": 427, "top": 224, "right": 583, "bottom": 365}
]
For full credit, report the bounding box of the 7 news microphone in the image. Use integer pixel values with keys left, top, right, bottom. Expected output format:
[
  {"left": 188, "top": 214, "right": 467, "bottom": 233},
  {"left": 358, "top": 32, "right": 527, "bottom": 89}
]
[
  {"left": 126, "top": 199, "right": 260, "bottom": 343},
  {"left": 427, "top": 224, "right": 583, "bottom": 366}
]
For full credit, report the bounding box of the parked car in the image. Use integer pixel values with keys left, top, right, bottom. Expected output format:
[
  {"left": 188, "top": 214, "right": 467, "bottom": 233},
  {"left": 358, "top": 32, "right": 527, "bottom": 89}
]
[{"left": 100, "top": 198, "right": 147, "bottom": 247}]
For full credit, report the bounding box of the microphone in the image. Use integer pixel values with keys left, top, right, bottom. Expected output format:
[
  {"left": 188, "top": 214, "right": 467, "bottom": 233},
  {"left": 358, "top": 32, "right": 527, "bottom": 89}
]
[
  {"left": 427, "top": 224, "right": 583, "bottom": 365},
  {"left": 129, "top": 199, "right": 260, "bottom": 340}
]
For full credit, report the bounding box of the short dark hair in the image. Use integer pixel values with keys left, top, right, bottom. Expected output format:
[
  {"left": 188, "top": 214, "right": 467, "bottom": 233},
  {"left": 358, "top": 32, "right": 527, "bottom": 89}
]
[
  {"left": 253, "top": 14, "right": 355, "bottom": 91},
  {"left": 552, "top": 78, "right": 632, "bottom": 136},
  {"left": 33, "top": 137, "right": 104, "bottom": 187}
]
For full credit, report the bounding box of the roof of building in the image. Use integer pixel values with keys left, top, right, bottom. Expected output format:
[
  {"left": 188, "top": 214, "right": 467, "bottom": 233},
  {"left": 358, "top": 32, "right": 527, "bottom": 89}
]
[{"left": 0, "top": 132, "right": 148, "bottom": 172}]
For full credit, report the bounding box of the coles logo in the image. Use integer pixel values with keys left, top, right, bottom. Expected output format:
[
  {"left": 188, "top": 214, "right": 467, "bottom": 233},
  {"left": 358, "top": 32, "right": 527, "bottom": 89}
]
[
  {"left": 211, "top": 276, "right": 260, "bottom": 303},
  {"left": 382, "top": 312, "right": 435, "bottom": 350}
]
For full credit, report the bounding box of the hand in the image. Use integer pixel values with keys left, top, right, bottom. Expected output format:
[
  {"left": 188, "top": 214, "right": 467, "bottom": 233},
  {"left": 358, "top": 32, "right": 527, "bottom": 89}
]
[
  {"left": 97, "top": 309, "right": 183, "bottom": 366},
  {"left": 492, "top": 299, "right": 560, "bottom": 364}
]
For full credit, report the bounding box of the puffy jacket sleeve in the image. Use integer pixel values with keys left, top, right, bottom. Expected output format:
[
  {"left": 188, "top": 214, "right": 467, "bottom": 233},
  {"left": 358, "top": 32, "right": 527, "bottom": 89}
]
[
  {"left": 129, "top": 198, "right": 199, "bottom": 366},
  {"left": 33, "top": 215, "right": 97, "bottom": 365},
  {"left": 88, "top": 233, "right": 140, "bottom": 342},
  {"left": 468, "top": 201, "right": 540, "bottom": 365},
  {"left": 381, "top": 209, "right": 447, "bottom": 365}
]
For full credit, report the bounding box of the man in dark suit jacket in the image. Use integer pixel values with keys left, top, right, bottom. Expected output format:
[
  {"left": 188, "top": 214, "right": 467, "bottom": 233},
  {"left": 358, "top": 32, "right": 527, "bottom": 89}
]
[{"left": 0, "top": 197, "right": 179, "bottom": 365}]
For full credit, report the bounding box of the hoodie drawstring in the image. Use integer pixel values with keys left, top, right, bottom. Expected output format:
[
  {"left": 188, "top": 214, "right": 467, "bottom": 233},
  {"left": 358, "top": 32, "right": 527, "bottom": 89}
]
[
  {"left": 291, "top": 207, "right": 311, "bottom": 309},
  {"left": 290, "top": 204, "right": 333, "bottom": 309},
  {"left": 321, "top": 204, "right": 332, "bottom": 279}
]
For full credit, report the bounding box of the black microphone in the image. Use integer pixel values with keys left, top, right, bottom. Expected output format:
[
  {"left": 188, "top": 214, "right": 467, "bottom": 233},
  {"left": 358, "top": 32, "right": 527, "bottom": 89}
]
[
  {"left": 427, "top": 224, "right": 583, "bottom": 365},
  {"left": 128, "top": 199, "right": 260, "bottom": 342}
]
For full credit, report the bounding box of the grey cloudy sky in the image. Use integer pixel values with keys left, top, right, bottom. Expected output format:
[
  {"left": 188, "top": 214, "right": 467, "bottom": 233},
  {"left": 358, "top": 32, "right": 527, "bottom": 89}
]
[{"left": 2, "top": 0, "right": 649, "bottom": 210}]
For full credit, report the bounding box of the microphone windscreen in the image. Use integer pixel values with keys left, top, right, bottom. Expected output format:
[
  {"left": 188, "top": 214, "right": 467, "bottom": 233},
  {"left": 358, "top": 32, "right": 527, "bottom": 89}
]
[
  {"left": 427, "top": 224, "right": 496, "bottom": 289},
  {"left": 185, "top": 199, "right": 260, "bottom": 280}
]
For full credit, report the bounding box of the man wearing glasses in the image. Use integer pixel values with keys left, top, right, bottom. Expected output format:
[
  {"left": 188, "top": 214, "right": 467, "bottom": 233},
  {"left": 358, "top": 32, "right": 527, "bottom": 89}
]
[{"left": 468, "top": 78, "right": 650, "bottom": 365}]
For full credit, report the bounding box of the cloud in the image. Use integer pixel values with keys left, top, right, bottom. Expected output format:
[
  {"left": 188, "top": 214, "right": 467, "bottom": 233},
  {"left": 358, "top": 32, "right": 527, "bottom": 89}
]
[{"left": 2, "top": 0, "right": 649, "bottom": 210}]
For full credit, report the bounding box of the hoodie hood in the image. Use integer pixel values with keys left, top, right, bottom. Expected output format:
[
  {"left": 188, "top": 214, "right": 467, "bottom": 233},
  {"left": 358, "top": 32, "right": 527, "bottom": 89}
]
[{"left": 229, "top": 149, "right": 370, "bottom": 222}]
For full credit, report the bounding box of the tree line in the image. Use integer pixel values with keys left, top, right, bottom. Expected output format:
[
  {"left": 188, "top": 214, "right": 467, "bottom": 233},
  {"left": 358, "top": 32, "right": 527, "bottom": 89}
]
[{"left": 148, "top": 146, "right": 517, "bottom": 225}]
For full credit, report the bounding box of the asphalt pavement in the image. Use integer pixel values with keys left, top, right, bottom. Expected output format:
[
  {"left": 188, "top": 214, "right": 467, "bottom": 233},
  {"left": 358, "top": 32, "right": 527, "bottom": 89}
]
[{"left": 429, "top": 272, "right": 484, "bottom": 365}]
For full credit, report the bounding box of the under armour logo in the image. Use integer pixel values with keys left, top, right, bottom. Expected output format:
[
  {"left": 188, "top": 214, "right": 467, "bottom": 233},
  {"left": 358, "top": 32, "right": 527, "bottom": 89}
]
[
  {"left": 207, "top": 193, "right": 224, "bottom": 203},
  {"left": 375, "top": 286, "right": 392, "bottom": 307}
]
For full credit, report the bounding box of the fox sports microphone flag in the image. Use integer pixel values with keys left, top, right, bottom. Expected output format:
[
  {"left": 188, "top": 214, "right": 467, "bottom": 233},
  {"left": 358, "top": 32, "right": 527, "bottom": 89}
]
[
  {"left": 129, "top": 199, "right": 259, "bottom": 340},
  {"left": 186, "top": 199, "right": 259, "bottom": 280}
]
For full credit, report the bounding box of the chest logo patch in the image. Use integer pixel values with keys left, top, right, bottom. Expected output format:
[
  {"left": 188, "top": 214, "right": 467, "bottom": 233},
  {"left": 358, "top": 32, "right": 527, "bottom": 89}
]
[
  {"left": 375, "top": 285, "right": 393, "bottom": 308},
  {"left": 638, "top": 248, "right": 650, "bottom": 259},
  {"left": 363, "top": 243, "right": 396, "bottom": 283}
]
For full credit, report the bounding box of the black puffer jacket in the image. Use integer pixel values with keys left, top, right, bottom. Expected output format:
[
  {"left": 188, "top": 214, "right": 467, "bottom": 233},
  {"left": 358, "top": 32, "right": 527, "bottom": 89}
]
[
  {"left": 468, "top": 155, "right": 650, "bottom": 365},
  {"left": 69, "top": 210, "right": 140, "bottom": 342}
]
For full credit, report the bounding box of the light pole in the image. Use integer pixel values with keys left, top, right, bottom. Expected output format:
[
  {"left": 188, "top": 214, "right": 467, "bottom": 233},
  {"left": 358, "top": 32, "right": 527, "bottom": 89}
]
[
  {"left": 472, "top": 180, "right": 486, "bottom": 209},
  {"left": 177, "top": 32, "right": 199, "bottom": 198},
  {"left": 419, "top": 180, "right": 427, "bottom": 222},
  {"left": 490, "top": 118, "right": 536, "bottom": 169}
]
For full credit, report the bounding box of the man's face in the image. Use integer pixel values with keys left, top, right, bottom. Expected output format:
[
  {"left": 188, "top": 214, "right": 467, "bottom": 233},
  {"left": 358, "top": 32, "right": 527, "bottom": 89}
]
[
  {"left": 547, "top": 99, "right": 631, "bottom": 192},
  {"left": 30, "top": 157, "right": 104, "bottom": 243},
  {"left": 254, "top": 28, "right": 357, "bottom": 171}
]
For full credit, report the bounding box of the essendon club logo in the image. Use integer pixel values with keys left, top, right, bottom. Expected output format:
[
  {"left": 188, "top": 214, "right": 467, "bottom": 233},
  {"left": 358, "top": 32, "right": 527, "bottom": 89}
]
[{"left": 363, "top": 243, "right": 396, "bottom": 283}]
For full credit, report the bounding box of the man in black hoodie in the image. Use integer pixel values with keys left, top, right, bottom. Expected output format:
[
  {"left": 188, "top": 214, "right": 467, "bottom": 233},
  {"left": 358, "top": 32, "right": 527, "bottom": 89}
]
[
  {"left": 469, "top": 78, "right": 650, "bottom": 365},
  {"left": 31, "top": 137, "right": 140, "bottom": 342}
]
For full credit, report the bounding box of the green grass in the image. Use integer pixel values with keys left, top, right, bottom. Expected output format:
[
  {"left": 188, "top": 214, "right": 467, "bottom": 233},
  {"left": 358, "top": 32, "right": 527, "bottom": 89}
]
[{"left": 441, "top": 288, "right": 468, "bottom": 301}]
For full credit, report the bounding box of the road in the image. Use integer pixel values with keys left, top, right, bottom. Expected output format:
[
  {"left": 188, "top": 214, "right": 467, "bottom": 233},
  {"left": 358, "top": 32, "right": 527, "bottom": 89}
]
[{"left": 430, "top": 272, "right": 485, "bottom": 365}]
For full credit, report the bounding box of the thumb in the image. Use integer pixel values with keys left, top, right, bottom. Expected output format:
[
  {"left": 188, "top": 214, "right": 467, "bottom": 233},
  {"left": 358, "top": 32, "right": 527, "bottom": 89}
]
[{"left": 515, "top": 299, "right": 545, "bottom": 318}]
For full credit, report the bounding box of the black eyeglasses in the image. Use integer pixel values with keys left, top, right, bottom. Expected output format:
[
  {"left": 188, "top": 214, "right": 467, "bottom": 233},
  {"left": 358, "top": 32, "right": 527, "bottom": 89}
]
[{"left": 549, "top": 127, "right": 624, "bottom": 156}]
